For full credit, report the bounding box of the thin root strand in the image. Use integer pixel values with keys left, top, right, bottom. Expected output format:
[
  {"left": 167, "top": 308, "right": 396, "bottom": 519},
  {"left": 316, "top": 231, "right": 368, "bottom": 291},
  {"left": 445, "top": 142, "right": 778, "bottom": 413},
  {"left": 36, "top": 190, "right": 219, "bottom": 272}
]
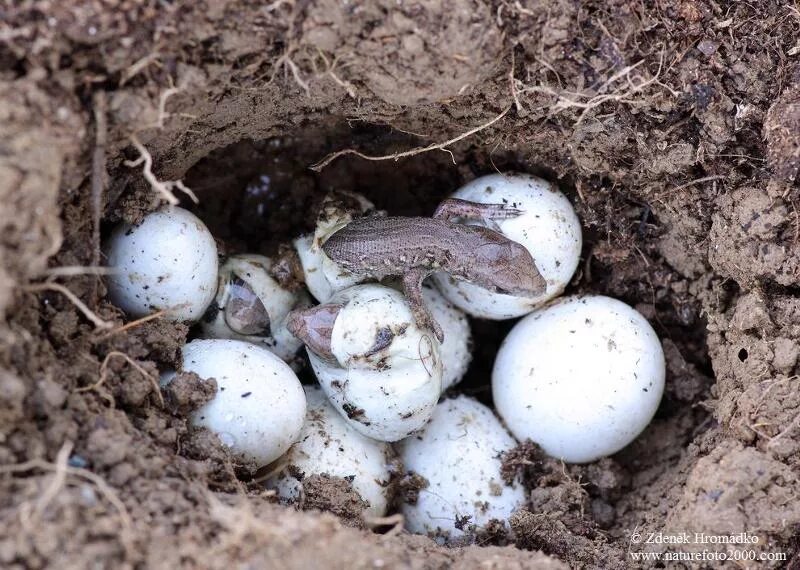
[
  {"left": 125, "top": 135, "right": 198, "bottom": 206},
  {"left": 0, "top": 441, "right": 135, "bottom": 556},
  {"left": 22, "top": 283, "right": 113, "bottom": 330},
  {"left": 310, "top": 106, "right": 511, "bottom": 172},
  {"left": 77, "top": 350, "right": 165, "bottom": 407}
]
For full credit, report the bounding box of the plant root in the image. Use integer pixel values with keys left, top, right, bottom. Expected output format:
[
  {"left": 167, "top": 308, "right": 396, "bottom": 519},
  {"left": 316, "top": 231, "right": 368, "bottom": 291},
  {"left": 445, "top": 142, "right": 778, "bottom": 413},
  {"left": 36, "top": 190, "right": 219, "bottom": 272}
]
[
  {"left": 97, "top": 309, "right": 168, "bottom": 339},
  {"left": 22, "top": 282, "right": 114, "bottom": 329},
  {"left": 0, "top": 441, "right": 136, "bottom": 557},
  {"left": 76, "top": 350, "right": 165, "bottom": 408},
  {"left": 310, "top": 106, "right": 511, "bottom": 172},
  {"left": 125, "top": 135, "right": 199, "bottom": 206}
]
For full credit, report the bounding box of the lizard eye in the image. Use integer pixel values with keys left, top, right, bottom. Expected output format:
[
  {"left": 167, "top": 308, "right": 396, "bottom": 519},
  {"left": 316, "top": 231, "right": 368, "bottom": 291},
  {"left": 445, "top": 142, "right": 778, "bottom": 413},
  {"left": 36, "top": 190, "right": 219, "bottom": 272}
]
[{"left": 224, "top": 276, "right": 271, "bottom": 336}]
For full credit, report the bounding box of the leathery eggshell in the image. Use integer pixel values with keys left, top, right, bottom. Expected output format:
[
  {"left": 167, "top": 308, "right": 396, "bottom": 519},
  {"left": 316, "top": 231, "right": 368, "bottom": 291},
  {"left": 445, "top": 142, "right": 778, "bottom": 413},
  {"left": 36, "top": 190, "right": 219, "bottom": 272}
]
[
  {"left": 397, "top": 396, "right": 526, "bottom": 540},
  {"left": 434, "top": 173, "right": 581, "bottom": 319},
  {"left": 180, "top": 339, "right": 306, "bottom": 466},
  {"left": 199, "top": 254, "right": 309, "bottom": 362},
  {"left": 293, "top": 233, "right": 363, "bottom": 303},
  {"left": 104, "top": 206, "right": 219, "bottom": 321},
  {"left": 423, "top": 283, "right": 471, "bottom": 391},
  {"left": 293, "top": 191, "right": 376, "bottom": 302},
  {"left": 492, "top": 295, "right": 665, "bottom": 463},
  {"left": 266, "top": 386, "right": 395, "bottom": 518},
  {"left": 309, "top": 284, "right": 443, "bottom": 442}
]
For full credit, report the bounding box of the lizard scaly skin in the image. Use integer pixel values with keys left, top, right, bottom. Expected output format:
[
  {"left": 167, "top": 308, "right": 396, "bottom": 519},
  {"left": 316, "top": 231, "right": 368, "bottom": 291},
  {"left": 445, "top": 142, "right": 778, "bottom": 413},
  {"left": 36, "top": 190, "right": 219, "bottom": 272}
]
[{"left": 305, "top": 199, "right": 546, "bottom": 345}]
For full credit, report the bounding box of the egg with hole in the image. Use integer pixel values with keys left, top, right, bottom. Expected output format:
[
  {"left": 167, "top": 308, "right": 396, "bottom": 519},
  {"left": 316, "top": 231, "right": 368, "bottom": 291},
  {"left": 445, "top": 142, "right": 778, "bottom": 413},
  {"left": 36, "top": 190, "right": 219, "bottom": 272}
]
[
  {"left": 293, "top": 233, "right": 364, "bottom": 303},
  {"left": 178, "top": 339, "right": 306, "bottom": 466},
  {"left": 397, "top": 395, "right": 525, "bottom": 541},
  {"left": 290, "top": 284, "right": 443, "bottom": 442},
  {"left": 433, "top": 173, "right": 581, "bottom": 319},
  {"left": 492, "top": 295, "right": 665, "bottom": 463},
  {"left": 293, "top": 191, "right": 376, "bottom": 302},
  {"left": 198, "top": 254, "right": 310, "bottom": 362},
  {"left": 266, "top": 386, "right": 395, "bottom": 518},
  {"left": 104, "top": 206, "right": 218, "bottom": 321}
]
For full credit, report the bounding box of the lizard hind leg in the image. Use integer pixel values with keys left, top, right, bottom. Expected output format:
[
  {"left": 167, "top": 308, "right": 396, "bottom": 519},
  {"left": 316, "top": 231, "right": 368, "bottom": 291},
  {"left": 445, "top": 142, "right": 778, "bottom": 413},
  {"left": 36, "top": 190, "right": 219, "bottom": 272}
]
[{"left": 402, "top": 268, "right": 444, "bottom": 343}]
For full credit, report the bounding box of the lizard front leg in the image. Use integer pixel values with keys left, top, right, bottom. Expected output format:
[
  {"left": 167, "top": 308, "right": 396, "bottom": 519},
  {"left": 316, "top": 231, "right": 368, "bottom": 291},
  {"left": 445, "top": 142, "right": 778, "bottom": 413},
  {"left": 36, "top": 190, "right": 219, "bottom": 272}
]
[
  {"left": 433, "top": 198, "right": 523, "bottom": 226},
  {"left": 402, "top": 268, "right": 444, "bottom": 343}
]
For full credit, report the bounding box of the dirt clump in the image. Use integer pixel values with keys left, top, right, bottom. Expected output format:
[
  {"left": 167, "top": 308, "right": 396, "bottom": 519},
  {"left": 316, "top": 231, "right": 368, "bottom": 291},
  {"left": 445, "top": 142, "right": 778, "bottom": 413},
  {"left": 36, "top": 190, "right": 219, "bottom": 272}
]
[
  {"left": 663, "top": 441, "right": 800, "bottom": 558},
  {"left": 163, "top": 371, "right": 217, "bottom": 416},
  {"left": 765, "top": 67, "right": 800, "bottom": 183},
  {"left": 394, "top": 470, "right": 430, "bottom": 506},
  {"left": 708, "top": 289, "right": 800, "bottom": 460},
  {"left": 510, "top": 510, "right": 626, "bottom": 569},
  {"left": 299, "top": 0, "right": 503, "bottom": 106},
  {"left": 296, "top": 473, "right": 369, "bottom": 527},
  {"left": 0, "top": 81, "right": 80, "bottom": 319}
]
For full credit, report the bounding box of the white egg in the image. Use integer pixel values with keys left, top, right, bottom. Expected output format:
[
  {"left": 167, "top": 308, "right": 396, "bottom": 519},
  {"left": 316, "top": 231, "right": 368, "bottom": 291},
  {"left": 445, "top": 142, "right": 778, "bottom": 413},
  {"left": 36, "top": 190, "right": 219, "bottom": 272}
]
[
  {"left": 266, "top": 386, "right": 395, "bottom": 518},
  {"left": 423, "top": 284, "right": 472, "bottom": 390},
  {"left": 180, "top": 339, "right": 306, "bottom": 466},
  {"left": 105, "top": 206, "right": 218, "bottom": 321},
  {"left": 433, "top": 173, "right": 582, "bottom": 319},
  {"left": 198, "top": 254, "right": 309, "bottom": 361},
  {"left": 398, "top": 396, "right": 525, "bottom": 540},
  {"left": 308, "top": 284, "right": 443, "bottom": 442},
  {"left": 293, "top": 233, "right": 363, "bottom": 303},
  {"left": 492, "top": 295, "right": 665, "bottom": 463}
]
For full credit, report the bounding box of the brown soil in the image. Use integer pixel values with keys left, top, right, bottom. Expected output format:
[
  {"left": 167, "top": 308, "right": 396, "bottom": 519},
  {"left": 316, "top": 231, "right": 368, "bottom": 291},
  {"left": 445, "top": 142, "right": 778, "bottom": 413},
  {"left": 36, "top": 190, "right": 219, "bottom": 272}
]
[{"left": 1, "top": 0, "right": 799, "bottom": 568}]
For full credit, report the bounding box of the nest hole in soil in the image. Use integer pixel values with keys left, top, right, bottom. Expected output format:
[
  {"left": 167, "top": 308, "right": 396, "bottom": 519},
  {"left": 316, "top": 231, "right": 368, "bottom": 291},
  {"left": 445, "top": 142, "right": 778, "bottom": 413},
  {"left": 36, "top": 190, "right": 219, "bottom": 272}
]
[
  {"left": 140, "top": 117, "right": 720, "bottom": 542},
  {"left": 3, "top": 0, "right": 798, "bottom": 564}
]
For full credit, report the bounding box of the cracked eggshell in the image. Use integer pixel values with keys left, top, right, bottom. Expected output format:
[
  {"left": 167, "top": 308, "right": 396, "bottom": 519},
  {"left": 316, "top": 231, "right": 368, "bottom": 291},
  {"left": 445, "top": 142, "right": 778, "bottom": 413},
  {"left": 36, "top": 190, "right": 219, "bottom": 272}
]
[
  {"left": 266, "top": 386, "right": 395, "bottom": 518},
  {"left": 398, "top": 396, "right": 525, "bottom": 540},
  {"left": 293, "top": 191, "right": 376, "bottom": 303},
  {"left": 309, "top": 284, "right": 443, "bottom": 442},
  {"left": 314, "top": 190, "right": 376, "bottom": 244},
  {"left": 199, "top": 254, "right": 309, "bottom": 361},
  {"left": 293, "top": 233, "right": 364, "bottom": 303},
  {"left": 433, "top": 173, "right": 582, "bottom": 319},
  {"left": 180, "top": 339, "right": 306, "bottom": 466},
  {"left": 423, "top": 284, "right": 471, "bottom": 391},
  {"left": 492, "top": 295, "right": 665, "bottom": 463},
  {"left": 105, "top": 206, "right": 219, "bottom": 321}
]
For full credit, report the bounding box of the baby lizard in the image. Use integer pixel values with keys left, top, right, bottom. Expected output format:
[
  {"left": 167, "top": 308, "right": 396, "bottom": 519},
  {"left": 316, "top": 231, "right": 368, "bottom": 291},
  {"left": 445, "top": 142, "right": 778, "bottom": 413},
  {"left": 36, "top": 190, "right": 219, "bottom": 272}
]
[{"left": 288, "top": 198, "right": 546, "bottom": 348}]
